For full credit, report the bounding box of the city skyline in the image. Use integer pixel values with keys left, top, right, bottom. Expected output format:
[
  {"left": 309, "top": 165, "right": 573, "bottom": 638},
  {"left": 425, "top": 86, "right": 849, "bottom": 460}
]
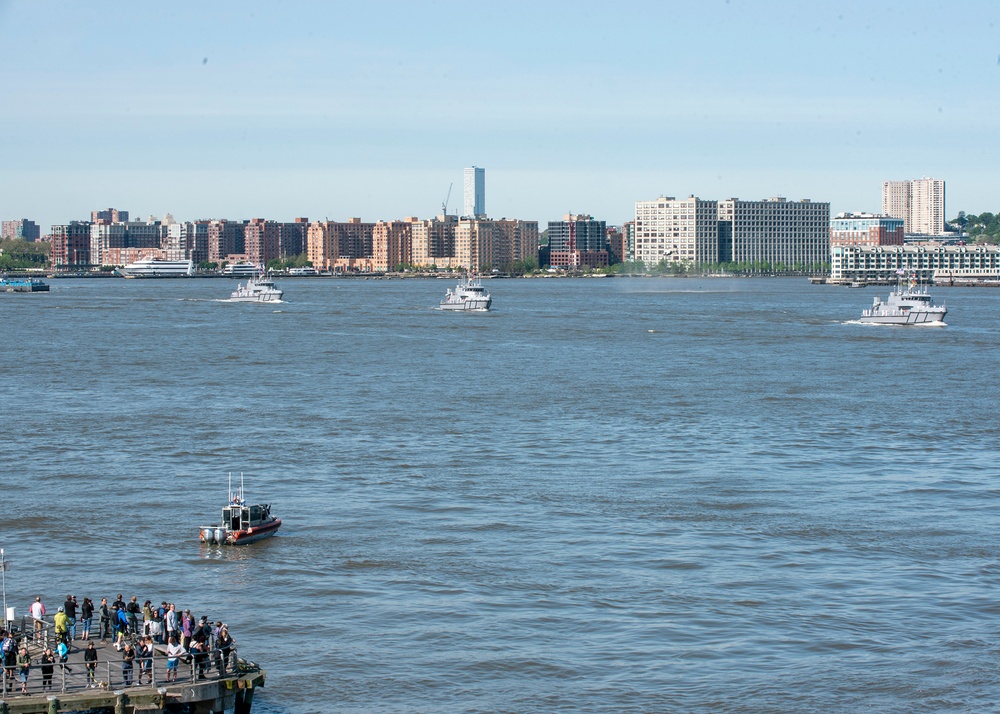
[{"left": 1, "top": 1, "right": 998, "bottom": 231}]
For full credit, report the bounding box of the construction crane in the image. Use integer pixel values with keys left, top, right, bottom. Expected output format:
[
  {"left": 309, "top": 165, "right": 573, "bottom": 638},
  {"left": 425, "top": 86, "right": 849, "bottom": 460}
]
[{"left": 441, "top": 183, "right": 453, "bottom": 217}]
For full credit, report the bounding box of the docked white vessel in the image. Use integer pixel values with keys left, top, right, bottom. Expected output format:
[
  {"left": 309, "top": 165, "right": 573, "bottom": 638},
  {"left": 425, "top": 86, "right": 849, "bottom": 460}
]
[
  {"left": 229, "top": 273, "right": 283, "bottom": 302},
  {"left": 119, "top": 258, "right": 194, "bottom": 277},
  {"left": 222, "top": 262, "right": 258, "bottom": 277},
  {"left": 440, "top": 275, "right": 491, "bottom": 311},
  {"left": 859, "top": 273, "right": 947, "bottom": 325}
]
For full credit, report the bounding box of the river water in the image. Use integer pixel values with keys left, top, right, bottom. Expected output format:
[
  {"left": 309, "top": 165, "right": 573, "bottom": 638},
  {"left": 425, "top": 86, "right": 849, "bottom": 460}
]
[{"left": 2, "top": 277, "right": 998, "bottom": 713}]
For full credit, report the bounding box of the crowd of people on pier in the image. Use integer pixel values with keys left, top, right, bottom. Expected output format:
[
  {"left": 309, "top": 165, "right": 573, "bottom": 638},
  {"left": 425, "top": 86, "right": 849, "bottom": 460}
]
[{"left": 2, "top": 592, "right": 237, "bottom": 696}]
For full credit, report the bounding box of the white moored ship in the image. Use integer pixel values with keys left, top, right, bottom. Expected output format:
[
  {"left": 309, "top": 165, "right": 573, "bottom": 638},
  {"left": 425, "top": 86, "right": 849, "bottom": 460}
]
[
  {"left": 439, "top": 275, "right": 491, "bottom": 311},
  {"left": 859, "top": 272, "right": 947, "bottom": 325},
  {"left": 222, "top": 262, "right": 258, "bottom": 277},
  {"left": 119, "top": 258, "right": 194, "bottom": 277},
  {"left": 229, "top": 273, "right": 283, "bottom": 302}
]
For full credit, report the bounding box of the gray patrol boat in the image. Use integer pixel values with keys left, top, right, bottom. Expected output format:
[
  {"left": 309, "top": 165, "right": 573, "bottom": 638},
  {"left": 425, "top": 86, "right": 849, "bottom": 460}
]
[{"left": 859, "top": 273, "right": 947, "bottom": 325}]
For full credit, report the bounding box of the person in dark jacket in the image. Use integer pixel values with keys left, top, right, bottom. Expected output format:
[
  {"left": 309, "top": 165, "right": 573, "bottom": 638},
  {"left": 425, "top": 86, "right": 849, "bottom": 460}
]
[
  {"left": 215, "top": 626, "right": 234, "bottom": 674},
  {"left": 190, "top": 639, "right": 209, "bottom": 680},
  {"left": 121, "top": 643, "right": 135, "bottom": 686},
  {"left": 84, "top": 641, "right": 98, "bottom": 687},
  {"left": 80, "top": 597, "right": 94, "bottom": 641},
  {"left": 99, "top": 598, "right": 112, "bottom": 643},
  {"left": 63, "top": 595, "right": 78, "bottom": 641},
  {"left": 39, "top": 647, "right": 55, "bottom": 691},
  {"left": 126, "top": 597, "right": 140, "bottom": 635}
]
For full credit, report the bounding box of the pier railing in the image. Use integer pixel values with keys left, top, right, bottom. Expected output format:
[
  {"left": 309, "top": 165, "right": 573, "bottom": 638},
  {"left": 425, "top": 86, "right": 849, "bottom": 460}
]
[{"left": 2, "top": 639, "right": 244, "bottom": 698}]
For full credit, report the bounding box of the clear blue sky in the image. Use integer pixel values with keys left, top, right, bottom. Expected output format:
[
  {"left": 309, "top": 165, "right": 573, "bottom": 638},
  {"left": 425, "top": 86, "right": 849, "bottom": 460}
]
[{"left": 1, "top": 0, "right": 998, "bottom": 231}]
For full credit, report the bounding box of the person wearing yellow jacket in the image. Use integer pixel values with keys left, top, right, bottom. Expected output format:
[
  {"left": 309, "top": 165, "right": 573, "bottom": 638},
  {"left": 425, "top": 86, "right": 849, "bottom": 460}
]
[{"left": 53, "top": 607, "right": 69, "bottom": 645}]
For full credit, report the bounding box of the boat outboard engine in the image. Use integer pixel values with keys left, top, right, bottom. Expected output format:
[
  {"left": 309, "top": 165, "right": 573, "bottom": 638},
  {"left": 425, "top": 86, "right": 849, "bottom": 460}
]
[
  {"left": 201, "top": 528, "right": 214, "bottom": 544},
  {"left": 214, "top": 528, "right": 226, "bottom": 544}
]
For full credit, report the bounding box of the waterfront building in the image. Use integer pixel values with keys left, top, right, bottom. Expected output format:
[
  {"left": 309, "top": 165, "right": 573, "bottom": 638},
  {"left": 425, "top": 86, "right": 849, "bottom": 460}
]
[
  {"left": 455, "top": 218, "right": 494, "bottom": 271},
  {"left": 332, "top": 257, "right": 377, "bottom": 272},
  {"left": 718, "top": 197, "right": 830, "bottom": 269},
  {"left": 87, "top": 219, "right": 167, "bottom": 266},
  {"left": 307, "top": 221, "right": 331, "bottom": 270},
  {"left": 622, "top": 221, "right": 635, "bottom": 263},
  {"left": 331, "top": 218, "right": 375, "bottom": 261},
  {"left": 165, "top": 221, "right": 210, "bottom": 264},
  {"left": 104, "top": 247, "right": 164, "bottom": 265},
  {"left": 831, "top": 244, "right": 1000, "bottom": 283},
  {"left": 492, "top": 219, "right": 539, "bottom": 268},
  {"left": 278, "top": 218, "right": 309, "bottom": 259},
  {"left": 91, "top": 208, "right": 129, "bottom": 223},
  {"left": 830, "top": 213, "right": 904, "bottom": 248},
  {"left": 547, "top": 214, "right": 608, "bottom": 269},
  {"left": 606, "top": 226, "right": 625, "bottom": 265},
  {"left": 372, "top": 219, "right": 416, "bottom": 272},
  {"left": 464, "top": 167, "right": 486, "bottom": 218},
  {"left": 50, "top": 221, "right": 92, "bottom": 267},
  {"left": 2, "top": 219, "right": 40, "bottom": 241},
  {"left": 634, "top": 197, "right": 718, "bottom": 268},
  {"left": 882, "top": 177, "right": 946, "bottom": 236},
  {"left": 243, "top": 218, "right": 281, "bottom": 265},
  {"left": 89, "top": 222, "right": 126, "bottom": 265},
  {"left": 412, "top": 215, "right": 459, "bottom": 268},
  {"left": 208, "top": 220, "right": 246, "bottom": 263}
]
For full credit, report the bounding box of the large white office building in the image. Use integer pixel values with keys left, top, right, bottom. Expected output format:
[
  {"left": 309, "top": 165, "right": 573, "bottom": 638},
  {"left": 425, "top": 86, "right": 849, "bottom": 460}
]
[
  {"left": 881, "top": 177, "right": 946, "bottom": 236},
  {"left": 463, "top": 166, "right": 485, "bottom": 218},
  {"left": 719, "top": 197, "right": 830, "bottom": 269},
  {"left": 634, "top": 196, "right": 719, "bottom": 268}
]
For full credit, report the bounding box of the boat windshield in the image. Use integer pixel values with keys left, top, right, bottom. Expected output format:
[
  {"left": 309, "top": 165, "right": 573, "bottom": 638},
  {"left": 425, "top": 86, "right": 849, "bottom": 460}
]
[{"left": 223, "top": 506, "right": 247, "bottom": 530}]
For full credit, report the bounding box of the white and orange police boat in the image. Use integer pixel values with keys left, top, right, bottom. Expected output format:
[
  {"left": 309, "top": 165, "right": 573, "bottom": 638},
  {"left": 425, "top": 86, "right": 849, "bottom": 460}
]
[{"left": 200, "top": 473, "right": 281, "bottom": 546}]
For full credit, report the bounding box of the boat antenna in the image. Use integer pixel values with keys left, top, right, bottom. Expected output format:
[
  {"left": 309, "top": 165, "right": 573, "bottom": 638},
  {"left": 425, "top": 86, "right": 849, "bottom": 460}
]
[
  {"left": 228, "top": 471, "right": 232, "bottom": 503},
  {"left": 240, "top": 472, "right": 245, "bottom": 503}
]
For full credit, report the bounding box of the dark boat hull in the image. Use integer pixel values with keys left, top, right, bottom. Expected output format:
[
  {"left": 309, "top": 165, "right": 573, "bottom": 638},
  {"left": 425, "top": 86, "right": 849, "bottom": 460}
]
[{"left": 227, "top": 517, "right": 282, "bottom": 545}]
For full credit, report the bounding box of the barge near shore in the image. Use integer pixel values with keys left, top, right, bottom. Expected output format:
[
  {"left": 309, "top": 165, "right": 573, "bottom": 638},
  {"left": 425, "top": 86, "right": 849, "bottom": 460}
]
[{"left": 0, "top": 278, "right": 49, "bottom": 293}]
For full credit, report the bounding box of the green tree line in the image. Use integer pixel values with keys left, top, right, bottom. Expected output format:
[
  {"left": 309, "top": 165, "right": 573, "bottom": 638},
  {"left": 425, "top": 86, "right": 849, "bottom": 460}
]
[
  {"left": 952, "top": 211, "right": 1000, "bottom": 243},
  {"left": 0, "top": 238, "right": 50, "bottom": 270}
]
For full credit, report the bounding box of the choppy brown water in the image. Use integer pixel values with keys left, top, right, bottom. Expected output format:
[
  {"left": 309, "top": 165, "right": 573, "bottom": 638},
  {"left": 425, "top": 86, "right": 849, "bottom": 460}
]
[{"left": 2, "top": 277, "right": 998, "bottom": 713}]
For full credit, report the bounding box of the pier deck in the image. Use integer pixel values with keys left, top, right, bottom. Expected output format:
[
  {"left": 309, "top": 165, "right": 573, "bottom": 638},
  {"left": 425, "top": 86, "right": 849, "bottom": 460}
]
[{"left": 0, "top": 637, "right": 264, "bottom": 714}]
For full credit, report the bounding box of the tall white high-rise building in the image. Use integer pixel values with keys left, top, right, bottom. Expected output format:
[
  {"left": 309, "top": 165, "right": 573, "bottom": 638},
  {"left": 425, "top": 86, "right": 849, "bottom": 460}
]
[
  {"left": 881, "top": 177, "right": 946, "bottom": 235},
  {"left": 463, "top": 166, "right": 485, "bottom": 218},
  {"left": 634, "top": 196, "right": 719, "bottom": 268}
]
